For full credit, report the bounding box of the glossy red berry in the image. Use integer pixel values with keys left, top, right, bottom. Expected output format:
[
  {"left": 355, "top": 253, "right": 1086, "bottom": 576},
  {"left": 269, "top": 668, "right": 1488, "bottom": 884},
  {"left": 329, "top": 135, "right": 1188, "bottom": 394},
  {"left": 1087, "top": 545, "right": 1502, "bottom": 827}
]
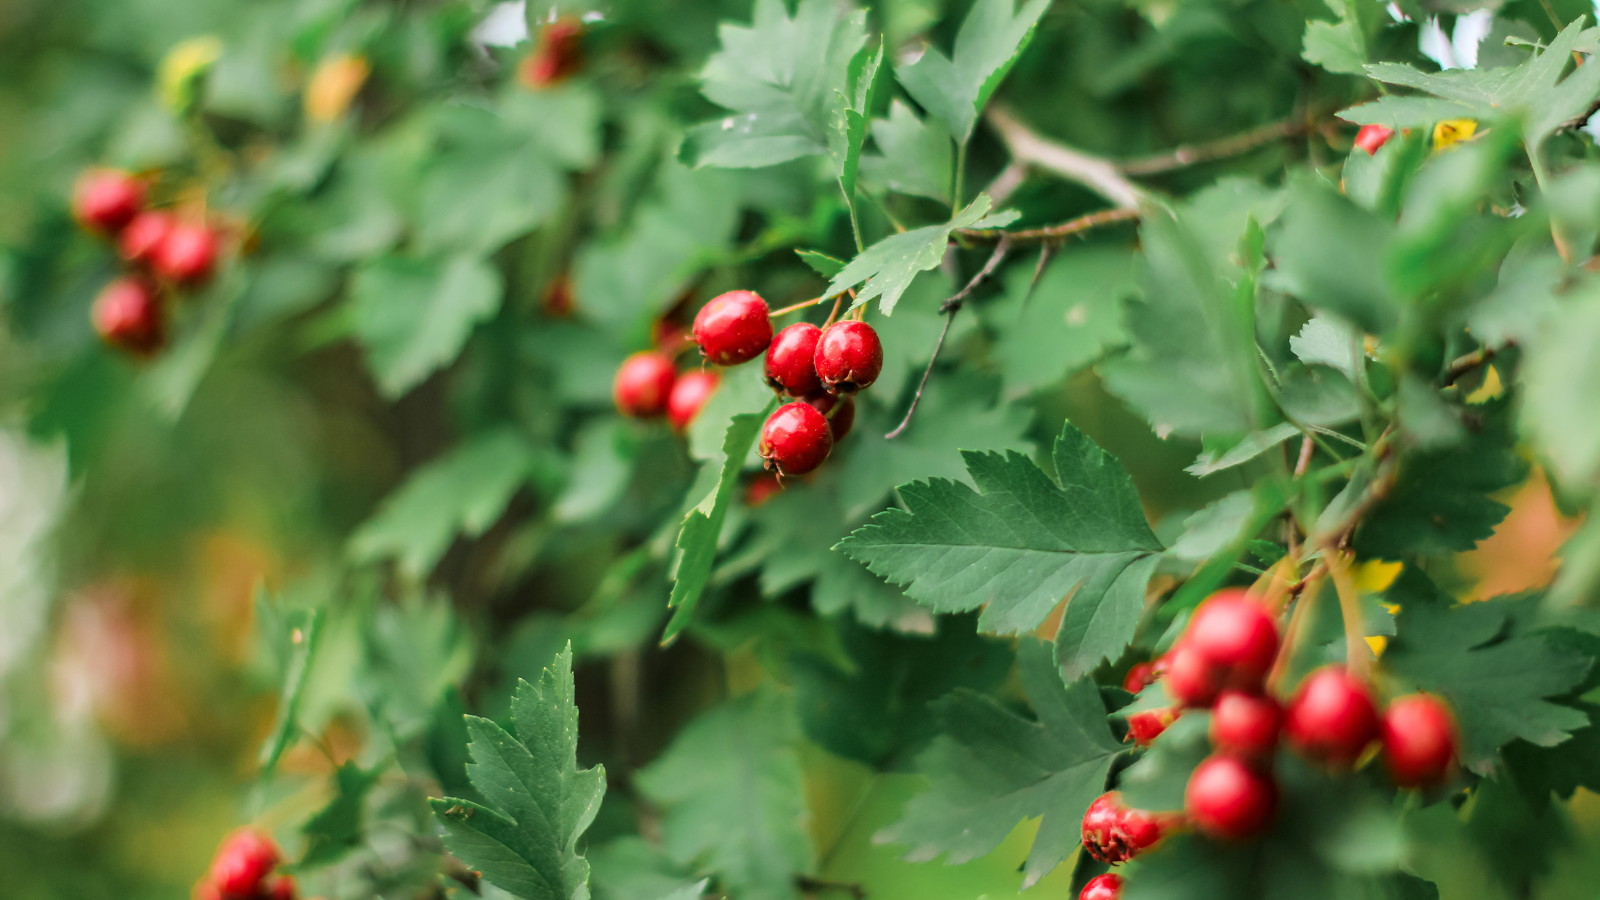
[
  {"left": 1080, "top": 873, "right": 1123, "bottom": 900},
  {"left": 1164, "top": 644, "right": 1221, "bottom": 707},
  {"left": 613, "top": 351, "right": 677, "bottom": 418},
  {"left": 1354, "top": 124, "right": 1395, "bottom": 155},
  {"left": 73, "top": 169, "right": 144, "bottom": 234},
  {"left": 92, "top": 278, "right": 164, "bottom": 354},
  {"left": 1127, "top": 707, "right": 1178, "bottom": 746},
  {"left": 1211, "top": 691, "right": 1282, "bottom": 759},
  {"left": 745, "top": 473, "right": 784, "bottom": 507},
  {"left": 693, "top": 290, "right": 772, "bottom": 366},
  {"left": 153, "top": 222, "right": 218, "bottom": 285},
  {"left": 1123, "top": 657, "right": 1167, "bottom": 694},
  {"left": 667, "top": 370, "right": 719, "bottom": 431},
  {"left": 759, "top": 401, "right": 832, "bottom": 476},
  {"left": 267, "top": 875, "right": 298, "bottom": 900},
  {"left": 1081, "top": 792, "right": 1172, "bottom": 863},
  {"left": 806, "top": 391, "right": 855, "bottom": 442},
  {"left": 118, "top": 210, "right": 175, "bottom": 265},
  {"left": 814, "top": 320, "right": 882, "bottom": 394},
  {"left": 1285, "top": 666, "right": 1381, "bottom": 766},
  {"left": 1185, "top": 755, "right": 1277, "bottom": 841},
  {"left": 208, "top": 829, "right": 280, "bottom": 898},
  {"left": 1381, "top": 694, "right": 1457, "bottom": 788},
  {"left": 1185, "top": 589, "right": 1278, "bottom": 690},
  {"left": 765, "top": 322, "right": 823, "bottom": 396}
]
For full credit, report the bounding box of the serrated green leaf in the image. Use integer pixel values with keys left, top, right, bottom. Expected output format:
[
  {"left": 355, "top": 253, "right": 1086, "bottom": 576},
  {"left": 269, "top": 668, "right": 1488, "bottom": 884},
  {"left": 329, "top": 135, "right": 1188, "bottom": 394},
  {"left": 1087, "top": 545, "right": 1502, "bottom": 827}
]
[
  {"left": 1502, "top": 700, "right": 1600, "bottom": 802},
  {"left": 1170, "top": 490, "right": 1257, "bottom": 562},
  {"left": 257, "top": 590, "right": 324, "bottom": 778},
  {"left": 350, "top": 253, "right": 503, "bottom": 397},
  {"left": 1518, "top": 279, "right": 1600, "bottom": 491},
  {"left": 894, "top": 0, "right": 1051, "bottom": 143},
  {"left": 299, "top": 761, "right": 379, "bottom": 868},
  {"left": 349, "top": 429, "right": 538, "bottom": 579},
  {"left": 989, "top": 245, "right": 1137, "bottom": 398},
  {"left": 636, "top": 689, "right": 812, "bottom": 900},
  {"left": 1301, "top": 0, "right": 1385, "bottom": 74},
  {"left": 839, "top": 423, "right": 1161, "bottom": 677},
  {"left": 876, "top": 640, "right": 1122, "bottom": 888},
  {"left": 431, "top": 644, "right": 606, "bottom": 900},
  {"left": 825, "top": 194, "right": 996, "bottom": 315},
  {"left": 1272, "top": 177, "right": 1399, "bottom": 335},
  {"left": 829, "top": 35, "right": 882, "bottom": 214},
  {"left": 860, "top": 100, "right": 952, "bottom": 203},
  {"left": 1337, "top": 96, "right": 1480, "bottom": 131},
  {"left": 1186, "top": 422, "right": 1300, "bottom": 477},
  {"left": 1289, "top": 315, "right": 1361, "bottom": 381},
  {"left": 796, "top": 249, "right": 846, "bottom": 278}
]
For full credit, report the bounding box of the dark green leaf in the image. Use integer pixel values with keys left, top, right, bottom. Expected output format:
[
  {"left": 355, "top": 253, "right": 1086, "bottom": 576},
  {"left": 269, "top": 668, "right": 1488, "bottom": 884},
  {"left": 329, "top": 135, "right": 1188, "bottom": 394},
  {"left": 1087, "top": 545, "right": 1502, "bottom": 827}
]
[
  {"left": 257, "top": 589, "right": 324, "bottom": 778},
  {"left": 1272, "top": 177, "right": 1399, "bottom": 335},
  {"left": 894, "top": 0, "right": 1051, "bottom": 143},
  {"left": 860, "top": 100, "right": 952, "bottom": 203},
  {"left": 989, "top": 245, "right": 1137, "bottom": 398},
  {"left": 825, "top": 194, "right": 1006, "bottom": 315},
  {"left": 299, "top": 762, "right": 379, "bottom": 868},
  {"left": 350, "top": 253, "right": 503, "bottom": 397}
]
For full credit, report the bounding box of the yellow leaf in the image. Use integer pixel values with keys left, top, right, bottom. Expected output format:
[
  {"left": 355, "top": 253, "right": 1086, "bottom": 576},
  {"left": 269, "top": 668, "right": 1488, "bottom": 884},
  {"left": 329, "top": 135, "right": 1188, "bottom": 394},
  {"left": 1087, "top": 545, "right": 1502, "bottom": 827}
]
[
  {"left": 305, "top": 54, "right": 370, "bottom": 123},
  {"left": 157, "top": 35, "right": 223, "bottom": 114},
  {"left": 1432, "top": 119, "right": 1477, "bottom": 151}
]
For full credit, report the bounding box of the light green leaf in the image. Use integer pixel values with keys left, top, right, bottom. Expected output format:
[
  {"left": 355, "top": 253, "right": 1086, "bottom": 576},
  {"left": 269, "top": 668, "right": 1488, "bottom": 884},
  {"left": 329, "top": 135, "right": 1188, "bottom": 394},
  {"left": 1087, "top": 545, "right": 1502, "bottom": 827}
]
[
  {"left": 1301, "top": 0, "right": 1385, "bottom": 75},
  {"left": 1272, "top": 177, "right": 1399, "bottom": 335},
  {"left": 366, "top": 593, "right": 474, "bottom": 741},
  {"left": 894, "top": 0, "right": 1052, "bottom": 143},
  {"left": 1337, "top": 96, "right": 1479, "bottom": 131},
  {"left": 990, "top": 245, "right": 1137, "bottom": 398},
  {"left": 1519, "top": 279, "right": 1600, "bottom": 490},
  {"left": 1170, "top": 490, "right": 1258, "bottom": 562},
  {"left": 826, "top": 194, "right": 995, "bottom": 315},
  {"left": 554, "top": 418, "right": 639, "bottom": 523},
  {"left": 829, "top": 36, "right": 882, "bottom": 212},
  {"left": 431, "top": 644, "right": 606, "bottom": 900},
  {"left": 1185, "top": 422, "right": 1300, "bottom": 477},
  {"left": 299, "top": 762, "right": 379, "bottom": 868},
  {"left": 860, "top": 100, "right": 953, "bottom": 203},
  {"left": 350, "top": 253, "right": 503, "bottom": 397},
  {"left": 1289, "top": 315, "right": 1361, "bottom": 381},
  {"left": 257, "top": 589, "right": 324, "bottom": 778},
  {"left": 796, "top": 249, "right": 846, "bottom": 278}
]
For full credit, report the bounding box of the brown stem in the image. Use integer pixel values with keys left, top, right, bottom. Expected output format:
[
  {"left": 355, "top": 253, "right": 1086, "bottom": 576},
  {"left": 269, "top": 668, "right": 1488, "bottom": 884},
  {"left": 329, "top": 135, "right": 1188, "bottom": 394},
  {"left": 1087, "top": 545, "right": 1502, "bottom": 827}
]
[
  {"left": 985, "top": 106, "right": 1144, "bottom": 209},
  {"left": 1443, "top": 346, "right": 1495, "bottom": 386},
  {"left": 956, "top": 206, "right": 1141, "bottom": 245},
  {"left": 1325, "top": 551, "right": 1370, "bottom": 678},
  {"left": 822, "top": 292, "right": 846, "bottom": 328},
  {"left": 1117, "top": 119, "right": 1306, "bottom": 175},
  {"left": 1268, "top": 563, "right": 1327, "bottom": 691},
  {"left": 772, "top": 294, "right": 831, "bottom": 317},
  {"left": 884, "top": 311, "right": 955, "bottom": 441},
  {"left": 1294, "top": 435, "right": 1314, "bottom": 477}
]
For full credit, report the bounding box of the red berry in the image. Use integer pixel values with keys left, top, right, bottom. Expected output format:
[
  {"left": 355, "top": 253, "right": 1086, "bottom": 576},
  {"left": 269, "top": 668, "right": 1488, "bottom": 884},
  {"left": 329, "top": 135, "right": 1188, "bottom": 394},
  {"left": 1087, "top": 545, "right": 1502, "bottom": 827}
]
[
  {"left": 1285, "top": 666, "right": 1380, "bottom": 766},
  {"left": 1185, "top": 589, "right": 1278, "bottom": 690},
  {"left": 118, "top": 210, "right": 175, "bottom": 265},
  {"left": 1381, "top": 694, "right": 1457, "bottom": 788},
  {"left": 693, "top": 290, "right": 772, "bottom": 366},
  {"left": 1354, "top": 124, "right": 1395, "bottom": 155},
  {"left": 153, "top": 222, "right": 218, "bottom": 285},
  {"left": 1080, "top": 873, "right": 1124, "bottom": 900},
  {"left": 806, "top": 391, "right": 855, "bottom": 442},
  {"left": 1123, "top": 660, "right": 1162, "bottom": 694},
  {"left": 207, "top": 829, "right": 280, "bottom": 898},
  {"left": 613, "top": 351, "right": 677, "bottom": 418},
  {"left": 1211, "top": 691, "right": 1282, "bottom": 759},
  {"left": 520, "top": 18, "right": 584, "bottom": 88},
  {"left": 814, "top": 320, "right": 883, "bottom": 394},
  {"left": 1080, "top": 792, "right": 1173, "bottom": 863},
  {"left": 667, "top": 370, "right": 719, "bottom": 431},
  {"left": 195, "top": 881, "right": 223, "bottom": 900},
  {"left": 267, "top": 875, "right": 297, "bottom": 900},
  {"left": 764, "top": 322, "right": 823, "bottom": 396},
  {"left": 1164, "top": 644, "right": 1221, "bottom": 707},
  {"left": 92, "top": 278, "right": 164, "bottom": 354},
  {"left": 73, "top": 169, "right": 145, "bottom": 234},
  {"left": 1185, "top": 755, "right": 1277, "bottom": 841},
  {"left": 745, "top": 473, "right": 784, "bottom": 507},
  {"left": 1127, "top": 707, "right": 1178, "bottom": 746},
  {"left": 758, "top": 401, "right": 832, "bottom": 476}
]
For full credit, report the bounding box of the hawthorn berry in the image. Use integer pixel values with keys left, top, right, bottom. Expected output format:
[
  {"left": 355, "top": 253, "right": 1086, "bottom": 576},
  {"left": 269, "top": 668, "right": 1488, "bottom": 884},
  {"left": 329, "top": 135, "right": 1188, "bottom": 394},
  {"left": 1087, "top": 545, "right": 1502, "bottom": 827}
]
[
  {"left": 92, "top": 277, "right": 164, "bottom": 354},
  {"left": 1185, "top": 755, "right": 1277, "bottom": 841},
  {"left": 667, "top": 370, "right": 719, "bottom": 431},
  {"left": 268, "top": 875, "right": 298, "bottom": 900},
  {"left": 765, "top": 322, "right": 823, "bottom": 396},
  {"left": 1127, "top": 707, "right": 1177, "bottom": 746},
  {"left": 1381, "top": 694, "right": 1457, "bottom": 788},
  {"left": 1079, "top": 873, "right": 1124, "bottom": 900},
  {"left": 521, "top": 18, "right": 584, "bottom": 88},
  {"left": 1123, "top": 660, "right": 1158, "bottom": 694},
  {"left": 814, "top": 320, "right": 882, "bottom": 394},
  {"left": 758, "top": 401, "right": 832, "bottom": 476},
  {"left": 1354, "top": 124, "right": 1395, "bottom": 155},
  {"left": 153, "top": 221, "right": 218, "bottom": 285},
  {"left": 1184, "top": 589, "right": 1278, "bottom": 689},
  {"left": 1163, "top": 644, "right": 1221, "bottom": 707},
  {"left": 693, "top": 290, "right": 772, "bottom": 366},
  {"left": 613, "top": 351, "right": 677, "bottom": 418},
  {"left": 1081, "top": 793, "right": 1172, "bottom": 863},
  {"left": 1285, "top": 666, "right": 1380, "bottom": 766},
  {"left": 118, "top": 210, "right": 175, "bottom": 265},
  {"left": 745, "top": 472, "right": 784, "bottom": 507},
  {"left": 1211, "top": 691, "right": 1282, "bottom": 759},
  {"left": 806, "top": 391, "right": 855, "bottom": 442},
  {"left": 207, "top": 829, "right": 281, "bottom": 898},
  {"left": 73, "top": 169, "right": 144, "bottom": 234}
]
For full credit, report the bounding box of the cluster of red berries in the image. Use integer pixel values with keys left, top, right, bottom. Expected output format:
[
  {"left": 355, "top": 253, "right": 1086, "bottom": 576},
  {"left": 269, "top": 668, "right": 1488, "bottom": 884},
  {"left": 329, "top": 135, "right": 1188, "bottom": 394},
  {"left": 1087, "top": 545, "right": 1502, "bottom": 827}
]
[
  {"left": 612, "top": 290, "right": 884, "bottom": 478},
  {"left": 1078, "top": 588, "right": 1459, "bottom": 899},
  {"left": 195, "top": 830, "right": 297, "bottom": 900},
  {"left": 73, "top": 168, "right": 221, "bottom": 354}
]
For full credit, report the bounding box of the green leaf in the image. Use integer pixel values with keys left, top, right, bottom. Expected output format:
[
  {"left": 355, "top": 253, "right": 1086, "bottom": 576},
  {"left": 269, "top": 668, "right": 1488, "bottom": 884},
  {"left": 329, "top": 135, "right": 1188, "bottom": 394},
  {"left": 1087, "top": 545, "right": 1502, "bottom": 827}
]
[
  {"left": 1185, "top": 422, "right": 1300, "bottom": 478},
  {"left": 257, "top": 589, "right": 324, "bottom": 778},
  {"left": 299, "top": 762, "right": 379, "bottom": 868},
  {"left": 825, "top": 194, "right": 997, "bottom": 315},
  {"left": 1518, "top": 279, "right": 1600, "bottom": 490},
  {"left": 988, "top": 245, "right": 1137, "bottom": 398},
  {"left": 1118, "top": 710, "right": 1212, "bottom": 811},
  {"left": 590, "top": 837, "right": 702, "bottom": 900},
  {"left": 796, "top": 249, "right": 846, "bottom": 278},
  {"left": 636, "top": 689, "right": 813, "bottom": 900},
  {"left": 1170, "top": 490, "right": 1257, "bottom": 562},
  {"left": 1289, "top": 315, "right": 1361, "bottom": 381},
  {"left": 666, "top": 406, "right": 772, "bottom": 644},
  {"left": 681, "top": 0, "right": 867, "bottom": 169},
  {"left": 860, "top": 100, "right": 952, "bottom": 203},
  {"left": 1301, "top": 0, "right": 1385, "bottom": 75},
  {"left": 1272, "top": 177, "right": 1399, "bottom": 335},
  {"left": 366, "top": 593, "right": 475, "bottom": 741},
  {"left": 876, "top": 640, "right": 1123, "bottom": 888},
  {"left": 350, "top": 429, "right": 538, "bottom": 579},
  {"left": 553, "top": 418, "right": 640, "bottom": 523},
  {"left": 430, "top": 644, "right": 606, "bottom": 900},
  {"left": 839, "top": 423, "right": 1162, "bottom": 678},
  {"left": 894, "top": 0, "right": 1052, "bottom": 144},
  {"left": 350, "top": 253, "right": 503, "bottom": 397},
  {"left": 1337, "top": 96, "right": 1479, "bottom": 131},
  {"left": 1502, "top": 700, "right": 1600, "bottom": 801},
  {"left": 829, "top": 35, "right": 882, "bottom": 214}
]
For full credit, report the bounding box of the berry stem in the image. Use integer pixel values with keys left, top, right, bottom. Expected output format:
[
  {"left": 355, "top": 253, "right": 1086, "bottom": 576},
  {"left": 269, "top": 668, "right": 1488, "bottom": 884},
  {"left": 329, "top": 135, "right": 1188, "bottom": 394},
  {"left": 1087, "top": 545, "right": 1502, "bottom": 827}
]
[
  {"left": 823, "top": 292, "right": 847, "bottom": 328},
  {"left": 1326, "top": 551, "right": 1371, "bottom": 678},
  {"left": 1267, "top": 562, "right": 1326, "bottom": 692},
  {"left": 770, "top": 294, "right": 831, "bottom": 317}
]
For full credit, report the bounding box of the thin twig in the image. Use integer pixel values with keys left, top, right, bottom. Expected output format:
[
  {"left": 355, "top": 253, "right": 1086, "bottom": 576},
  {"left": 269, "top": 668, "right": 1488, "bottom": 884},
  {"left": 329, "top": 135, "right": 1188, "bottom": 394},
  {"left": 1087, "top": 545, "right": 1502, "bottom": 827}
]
[
  {"left": 1268, "top": 563, "right": 1327, "bottom": 692},
  {"left": 1294, "top": 436, "right": 1314, "bottom": 477},
  {"left": 885, "top": 312, "right": 955, "bottom": 441},
  {"left": 1116, "top": 119, "right": 1307, "bottom": 175},
  {"left": 956, "top": 206, "right": 1142, "bottom": 245},
  {"left": 983, "top": 160, "right": 1029, "bottom": 207},
  {"left": 1443, "top": 346, "right": 1495, "bottom": 386},
  {"left": 939, "top": 234, "right": 1012, "bottom": 313},
  {"left": 1015, "top": 242, "right": 1055, "bottom": 322},
  {"left": 1325, "top": 550, "right": 1371, "bottom": 678},
  {"left": 771, "top": 294, "right": 831, "bottom": 317},
  {"left": 985, "top": 106, "right": 1144, "bottom": 209}
]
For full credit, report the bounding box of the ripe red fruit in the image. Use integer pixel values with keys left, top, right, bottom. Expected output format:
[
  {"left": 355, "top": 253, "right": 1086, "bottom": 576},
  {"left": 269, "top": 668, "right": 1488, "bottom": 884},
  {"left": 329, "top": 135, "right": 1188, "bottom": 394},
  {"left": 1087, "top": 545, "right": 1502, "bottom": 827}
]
[
  {"left": 806, "top": 391, "right": 855, "bottom": 442},
  {"left": 1127, "top": 707, "right": 1178, "bottom": 746},
  {"left": 1123, "top": 657, "right": 1167, "bottom": 694},
  {"left": 1285, "top": 666, "right": 1381, "bottom": 766},
  {"left": 745, "top": 473, "right": 784, "bottom": 507},
  {"left": 1081, "top": 792, "right": 1173, "bottom": 863},
  {"left": 73, "top": 169, "right": 145, "bottom": 234},
  {"left": 1185, "top": 589, "right": 1278, "bottom": 690},
  {"left": 667, "top": 370, "right": 719, "bottom": 431},
  {"left": 1354, "top": 124, "right": 1395, "bottom": 155},
  {"left": 759, "top": 401, "right": 832, "bottom": 476},
  {"left": 267, "top": 875, "right": 297, "bottom": 900},
  {"left": 613, "top": 351, "right": 677, "bottom": 418},
  {"left": 693, "top": 290, "right": 772, "bottom": 366},
  {"left": 1211, "top": 691, "right": 1282, "bottom": 758},
  {"left": 1381, "top": 694, "right": 1457, "bottom": 788},
  {"left": 1185, "top": 755, "right": 1277, "bottom": 841},
  {"left": 153, "top": 222, "right": 218, "bottom": 285},
  {"left": 765, "top": 322, "right": 823, "bottom": 396},
  {"left": 1164, "top": 644, "right": 1221, "bottom": 707},
  {"left": 207, "top": 829, "right": 280, "bottom": 898},
  {"left": 814, "top": 320, "right": 883, "bottom": 394},
  {"left": 1080, "top": 873, "right": 1123, "bottom": 900},
  {"left": 92, "top": 278, "right": 164, "bottom": 354},
  {"left": 520, "top": 19, "right": 584, "bottom": 88},
  {"left": 118, "top": 210, "right": 175, "bottom": 265}
]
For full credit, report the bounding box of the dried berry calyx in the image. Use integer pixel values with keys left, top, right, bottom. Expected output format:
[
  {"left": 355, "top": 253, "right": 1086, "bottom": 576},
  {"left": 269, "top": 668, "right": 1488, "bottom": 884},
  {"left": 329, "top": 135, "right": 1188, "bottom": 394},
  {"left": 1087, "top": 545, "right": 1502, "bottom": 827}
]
[{"left": 1081, "top": 792, "right": 1174, "bottom": 863}]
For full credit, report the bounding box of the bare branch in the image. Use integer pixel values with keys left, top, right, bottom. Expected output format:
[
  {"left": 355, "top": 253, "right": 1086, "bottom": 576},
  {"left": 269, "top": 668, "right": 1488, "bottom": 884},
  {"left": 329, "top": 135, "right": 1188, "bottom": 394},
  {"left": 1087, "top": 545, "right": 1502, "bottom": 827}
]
[
  {"left": 985, "top": 106, "right": 1143, "bottom": 209},
  {"left": 1117, "top": 119, "right": 1306, "bottom": 176},
  {"left": 957, "top": 206, "right": 1140, "bottom": 245}
]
